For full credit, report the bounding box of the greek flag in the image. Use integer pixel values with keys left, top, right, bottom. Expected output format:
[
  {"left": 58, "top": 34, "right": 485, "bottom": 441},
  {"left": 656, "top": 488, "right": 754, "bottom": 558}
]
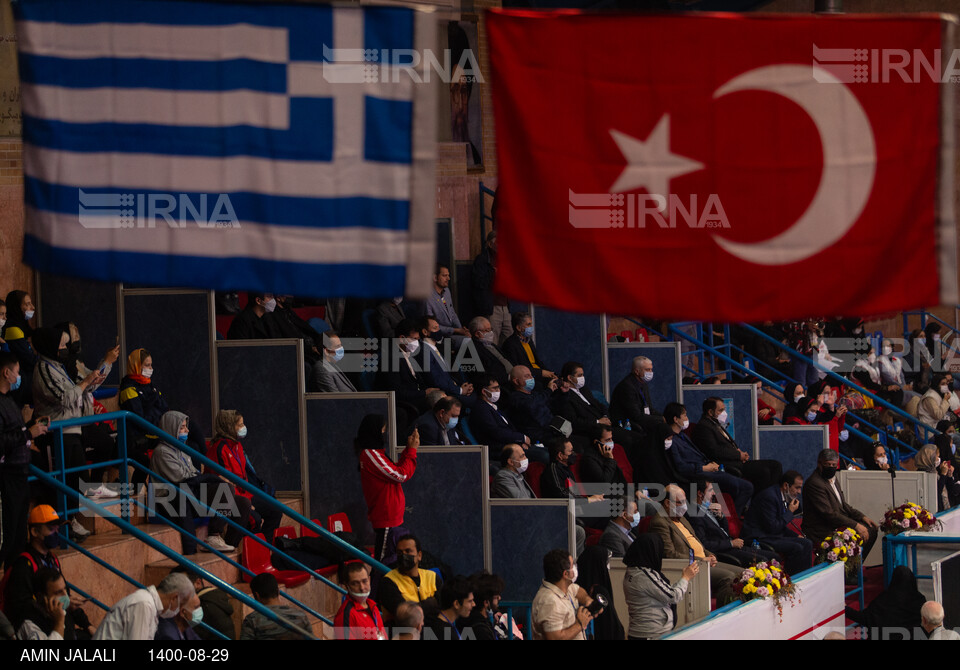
[{"left": 16, "top": 0, "right": 437, "bottom": 298}]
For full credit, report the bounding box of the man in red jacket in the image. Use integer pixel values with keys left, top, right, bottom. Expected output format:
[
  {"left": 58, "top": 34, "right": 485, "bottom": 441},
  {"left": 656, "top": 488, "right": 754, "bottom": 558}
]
[
  {"left": 357, "top": 417, "right": 419, "bottom": 562},
  {"left": 334, "top": 562, "right": 386, "bottom": 640}
]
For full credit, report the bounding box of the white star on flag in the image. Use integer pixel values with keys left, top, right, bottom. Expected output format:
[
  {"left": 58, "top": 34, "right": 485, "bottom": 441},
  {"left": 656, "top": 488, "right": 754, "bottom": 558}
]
[{"left": 609, "top": 114, "right": 704, "bottom": 200}]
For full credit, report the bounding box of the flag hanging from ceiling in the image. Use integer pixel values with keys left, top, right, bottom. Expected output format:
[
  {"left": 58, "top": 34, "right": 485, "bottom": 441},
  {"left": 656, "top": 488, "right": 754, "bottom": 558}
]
[
  {"left": 487, "top": 10, "right": 957, "bottom": 321},
  {"left": 17, "top": 0, "right": 437, "bottom": 298}
]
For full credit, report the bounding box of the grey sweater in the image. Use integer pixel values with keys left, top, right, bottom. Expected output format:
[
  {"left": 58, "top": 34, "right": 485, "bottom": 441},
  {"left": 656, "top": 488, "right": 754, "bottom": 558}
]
[{"left": 623, "top": 567, "right": 688, "bottom": 639}]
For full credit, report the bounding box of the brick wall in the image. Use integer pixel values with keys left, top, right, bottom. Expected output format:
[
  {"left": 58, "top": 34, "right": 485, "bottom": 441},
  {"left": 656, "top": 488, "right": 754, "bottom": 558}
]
[{"left": 0, "top": 137, "right": 32, "bottom": 298}]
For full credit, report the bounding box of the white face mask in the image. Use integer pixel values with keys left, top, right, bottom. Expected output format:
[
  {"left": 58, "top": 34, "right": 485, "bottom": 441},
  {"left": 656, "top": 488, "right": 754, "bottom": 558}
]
[
  {"left": 517, "top": 457, "right": 529, "bottom": 474},
  {"left": 567, "top": 565, "right": 578, "bottom": 583},
  {"left": 159, "top": 595, "right": 180, "bottom": 619},
  {"left": 877, "top": 456, "right": 888, "bottom": 465},
  {"left": 664, "top": 439, "right": 673, "bottom": 450},
  {"left": 488, "top": 390, "right": 501, "bottom": 403},
  {"left": 630, "top": 511, "right": 641, "bottom": 528},
  {"left": 349, "top": 590, "right": 371, "bottom": 603},
  {"left": 717, "top": 410, "right": 728, "bottom": 424},
  {"left": 643, "top": 371, "right": 654, "bottom": 382},
  {"left": 402, "top": 339, "right": 420, "bottom": 355},
  {"left": 883, "top": 344, "right": 893, "bottom": 355},
  {"left": 482, "top": 331, "right": 496, "bottom": 345},
  {"left": 575, "top": 376, "right": 585, "bottom": 389},
  {"left": 941, "top": 386, "right": 950, "bottom": 395},
  {"left": 142, "top": 367, "right": 154, "bottom": 379},
  {"left": 795, "top": 394, "right": 805, "bottom": 403},
  {"left": 263, "top": 298, "right": 276, "bottom": 313},
  {"left": 0, "top": 318, "right": 5, "bottom": 329},
  {"left": 603, "top": 440, "right": 614, "bottom": 449},
  {"left": 682, "top": 419, "right": 690, "bottom": 429},
  {"left": 24, "top": 310, "right": 35, "bottom": 321}
]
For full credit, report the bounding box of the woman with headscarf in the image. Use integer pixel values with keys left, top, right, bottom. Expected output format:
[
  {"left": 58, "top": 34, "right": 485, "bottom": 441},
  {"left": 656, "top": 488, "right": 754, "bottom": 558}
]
[
  {"left": 918, "top": 374, "right": 954, "bottom": 429},
  {"left": 781, "top": 382, "right": 806, "bottom": 424},
  {"left": 864, "top": 442, "right": 891, "bottom": 472},
  {"left": 915, "top": 444, "right": 960, "bottom": 512},
  {"left": 208, "top": 409, "right": 282, "bottom": 543},
  {"left": 31, "top": 326, "right": 107, "bottom": 540},
  {"left": 879, "top": 339, "right": 911, "bottom": 406},
  {"left": 150, "top": 410, "right": 238, "bottom": 555},
  {"left": 935, "top": 420, "right": 960, "bottom": 470},
  {"left": 786, "top": 395, "right": 847, "bottom": 455},
  {"left": 356, "top": 414, "right": 419, "bottom": 562},
  {"left": 623, "top": 533, "right": 699, "bottom": 640},
  {"left": 118, "top": 348, "right": 170, "bottom": 485},
  {"left": 2, "top": 290, "right": 37, "bottom": 405},
  {"left": 845, "top": 565, "right": 926, "bottom": 639},
  {"left": 576, "top": 546, "right": 624, "bottom": 640}
]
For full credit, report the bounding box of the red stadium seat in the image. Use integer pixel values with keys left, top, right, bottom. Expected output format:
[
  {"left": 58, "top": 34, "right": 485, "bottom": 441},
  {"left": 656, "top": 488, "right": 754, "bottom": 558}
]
[
  {"left": 721, "top": 492, "right": 743, "bottom": 539},
  {"left": 300, "top": 518, "right": 324, "bottom": 538},
  {"left": 620, "top": 330, "right": 633, "bottom": 342},
  {"left": 327, "top": 513, "right": 352, "bottom": 534},
  {"left": 612, "top": 444, "right": 633, "bottom": 484},
  {"left": 584, "top": 527, "right": 602, "bottom": 546},
  {"left": 241, "top": 533, "right": 310, "bottom": 588},
  {"left": 525, "top": 461, "right": 546, "bottom": 498},
  {"left": 634, "top": 328, "right": 648, "bottom": 342}
]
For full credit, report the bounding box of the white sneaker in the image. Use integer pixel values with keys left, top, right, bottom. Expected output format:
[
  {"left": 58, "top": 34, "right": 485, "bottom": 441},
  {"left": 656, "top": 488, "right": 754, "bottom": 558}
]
[
  {"left": 69, "top": 518, "right": 91, "bottom": 538},
  {"left": 87, "top": 484, "right": 120, "bottom": 499},
  {"left": 201, "top": 536, "right": 235, "bottom": 553}
]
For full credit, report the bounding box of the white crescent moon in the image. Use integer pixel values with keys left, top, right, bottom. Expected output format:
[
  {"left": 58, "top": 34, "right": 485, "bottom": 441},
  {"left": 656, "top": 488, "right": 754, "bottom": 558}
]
[{"left": 711, "top": 65, "right": 876, "bottom": 265}]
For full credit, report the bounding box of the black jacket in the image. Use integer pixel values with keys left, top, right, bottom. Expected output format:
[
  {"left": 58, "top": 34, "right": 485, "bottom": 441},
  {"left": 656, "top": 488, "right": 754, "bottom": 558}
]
[
  {"left": 502, "top": 335, "right": 548, "bottom": 381},
  {"left": 0, "top": 393, "right": 30, "bottom": 470},
  {"left": 579, "top": 443, "right": 626, "bottom": 488},
  {"left": 558, "top": 388, "right": 607, "bottom": 436},
  {"left": 195, "top": 587, "right": 236, "bottom": 640},
  {"left": 691, "top": 416, "right": 743, "bottom": 474},
  {"left": 227, "top": 308, "right": 281, "bottom": 340},
  {"left": 609, "top": 374, "right": 662, "bottom": 434},
  {"left": 471, "top": 248, "right": 496, "bottom": 318}
]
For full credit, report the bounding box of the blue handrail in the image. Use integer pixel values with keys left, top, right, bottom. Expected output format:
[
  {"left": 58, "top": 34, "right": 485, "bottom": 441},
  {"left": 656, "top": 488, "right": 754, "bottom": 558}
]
[{"left": 30, "top": 466, "right": 318, "bottom": 639}]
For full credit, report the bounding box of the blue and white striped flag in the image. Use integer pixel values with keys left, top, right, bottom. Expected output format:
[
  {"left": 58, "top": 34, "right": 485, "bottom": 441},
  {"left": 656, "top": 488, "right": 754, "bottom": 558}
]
[{"left": 16, "top": 0, "right": 437, "bottom": 298}]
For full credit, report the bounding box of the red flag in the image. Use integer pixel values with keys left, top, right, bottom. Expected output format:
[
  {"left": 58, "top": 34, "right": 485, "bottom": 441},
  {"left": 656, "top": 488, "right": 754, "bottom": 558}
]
[{"left": 487, "top": 11, "right": 957, "bottom": 321}]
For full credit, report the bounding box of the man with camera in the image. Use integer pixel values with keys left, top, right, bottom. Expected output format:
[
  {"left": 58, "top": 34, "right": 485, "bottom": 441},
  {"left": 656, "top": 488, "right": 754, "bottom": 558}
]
[{"left": 532, "top": 549, "right": 603, "bottom": 640}]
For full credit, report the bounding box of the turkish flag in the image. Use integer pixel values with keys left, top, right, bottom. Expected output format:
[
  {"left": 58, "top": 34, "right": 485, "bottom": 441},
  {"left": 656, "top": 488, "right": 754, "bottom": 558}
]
[{"left": 487, "top": 11, "right": 958, "bottom": 321}]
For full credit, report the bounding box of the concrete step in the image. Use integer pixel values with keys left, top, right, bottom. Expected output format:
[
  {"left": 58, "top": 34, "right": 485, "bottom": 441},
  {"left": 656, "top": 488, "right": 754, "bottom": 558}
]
[
  {"left": 71, "top": 491, "right": 149, "bottom": 537},
  {"left": 144, "top": 547, "right": 242, "bottom": 587}
]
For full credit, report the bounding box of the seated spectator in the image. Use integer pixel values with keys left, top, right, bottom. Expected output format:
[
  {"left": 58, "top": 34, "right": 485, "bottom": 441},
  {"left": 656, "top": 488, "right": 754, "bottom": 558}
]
[
  {"left": 425, "top": 265, "right": 470, "bottom": 344},
  {"left": 687, "top": 482, "right": 778, "bottom": 566},
  {"left": 377, "top": 319, "right": 433, "bottom": 415},
  {"left": 0, "top": 352, "right": 48, "bottom": 570},
  {"left": 466, "top": 316, "right": 511, "bottom": 387},
  {"left": 741, "top": 471, "right": 813, "bottom": 575},
  {"left": 208, "top": 409, "right": 282, "bottom": 545},
  {"left": 781, "top": 382, "right": 806, "bottom": 423},
  {"left": 416, "top": 396, "right": 464, "bottom": 446},
  {"left": 918, "top": 374, "right": 955, "bottom": 428},
  {"left": 470, "top": 375, "right": 537, "bottom": 465},
  {"left": 170, "top": 565, "right": 235, "bottom": 641},
  {"left": 154, "top": 588, "right": 203, "bottom": 641},
  {"left": 663, "top": 402, "right": 753, "bottom": 515},
  {"left": 308, "top": 331, "right": 357, "bottom": 392},
  {"left": 579, "top": 425, "right": 627, "bottom": 491},
  {"left": 879, "top": 340, "right": 911, "bottom": 402},
  {"left": 558, "top": 361, "right": 637, "bottom": 457},
  {"left": 150, "top": 410, "right": 238, "bottom": 554},
  {"left": 502, "top": 312, "right": 555, "bottom": 386},
  {"left": 391, "top": 601, "right": 424, "bottom": 640},
  {"left": 334, "top": 562, "right": 386, "bottom": 640},
  {"left": 491, "top": 444, "right": 535, "bottom": 499},
  {"left": 531, "top": 548, "right": 599, "bottom": 640},
  {"left": 786, "top": 395, "right": 847, "bottom": 455},
  {"left": 94, "top": 572, "right": 195, "bottom": 641},
  {"left": 915, "top": 444, "right": 960, "bottom": 512},
  {"left": 227, "top": 293, "right": 281, "bottom": 340},
  {"left": 540, "top": 437, "right": 606, "bottom": 530},
  {"left": 623, "top": 533, "right": 699, "bottom": 640},
  {"left": 844, "top": 565, "right": 925, "bottom": 639},
  {"left": 376, "top": 297, "right": 406, "bottom": 340},
  {"left": 920, "top": 600, "right": 960, "bottom": 640},
  {"left": 32, "top": 326, "right": 107, "bottom": 538},
  {"left": 852, "top": 345, "right": 904, "bottom": 408},
  {"left": 504, "top": 365, "right": 560, "bottom": 444},
  {"left": 240, "top": 573, "right": 312, "bottom": 640},
  {"left": 609, "top": 356, "right": 663, "bottom": 437},
  {"left": 16, "top": 567, "right": 71, "bottom": 640},
  {"left": 458, "top": 572, "right": 506, "bottom": 641},
  {"left": 802, "top": 449, "right": 878, "bottom": 561},
  {"left": 424, "top": 575, "right": 474, "bottom": 641},
  {"left": 598, "top": 498, "right": 641, "bottom": 558},
  {"left": 692, "top": 397, "right": 782, "bottom": 492},
  {"left": 377, "top": 534, "right": 439, "bottom": 620},
  {"left": 648, "top": 484, "right": 740, "bottom": 604},
  {"left": 414, "top": 316, "right": 475, "bottom": 407},
  {"left": 472, "top": 230, "right": 512, "bottom": 346},
  {"left": 865, "top": 442, "right": 891, "bottom": 471},
  {"left": 356, "top": 415, "right": 418, "bottom": 562},
  {"left": 2, "top": 290, "right": 36, "bottom": 405}
]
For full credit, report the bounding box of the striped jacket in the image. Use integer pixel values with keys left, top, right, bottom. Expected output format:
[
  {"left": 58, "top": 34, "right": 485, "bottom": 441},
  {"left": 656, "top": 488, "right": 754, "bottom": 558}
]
[
  {"left": 33, "top": 356, "right": 105, "bottom": 435},
  {"left": 359, "top": 446, "right": 417, "bottom": 528}
]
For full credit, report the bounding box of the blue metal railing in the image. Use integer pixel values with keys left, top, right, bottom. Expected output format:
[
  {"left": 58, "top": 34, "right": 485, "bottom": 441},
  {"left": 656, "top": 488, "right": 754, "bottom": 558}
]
[
  {"left": 881, "top": 532, "right": 960, "bottom": 588},
  {"left": 30, "top": 468, "right": 317, "bottom": 639}
]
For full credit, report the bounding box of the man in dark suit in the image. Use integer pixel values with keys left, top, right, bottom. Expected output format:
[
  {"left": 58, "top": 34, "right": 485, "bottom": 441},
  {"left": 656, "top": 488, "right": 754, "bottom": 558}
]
[
  {"left": 376, "top": 319, "right": 433, "bottom": 415},
  {"left": 416, "top": 396, "right": 464, "bottom": 446},
  {"left": 692, "top": 397, "right": 782, "bottom": 492},
  {"left": 413, "top": 316, "right": 476, "bottom": 408},
  {"left": 687, "top": 482, "right": 778, "bottom": 567},
  {"left": 579, "top": 425, "right": 627, "bottom": 490},
  {"left": 802, "top": 450, "right": 878, "bottom": 560},
  {"left": 504, "top": 365, "right": 560, "bottom": 444},
  {"left": 470, "top": 375, "right": 544, "bottom": 464},
  {"left": 742, "top": 471, "right": 814, "bottom": 575},
  {"left": 502, "top": 312, "right": 555, "bottom": 387},
  {"left": 663, "top": 402, "right": 753, "bottom": 515},
  {"left": 465, "top": 316, "right": 511, "bottom": 387},
  {"left": 609, "top": 356, "right": 663, "bottom": 436},
  {"left": 556, "top": 361, "right": 638, "bottom": 451},
  {"left": 598, "top": 498, "right": 640, "bottom": 558}
]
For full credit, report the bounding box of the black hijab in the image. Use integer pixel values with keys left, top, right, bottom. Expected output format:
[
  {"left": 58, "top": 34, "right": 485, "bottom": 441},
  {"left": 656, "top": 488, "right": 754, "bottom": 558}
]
[
  {"left": 3, "top": 289, "right": 32, "bottom": 339},
  {"left": 624, "top": 533, "right": 665, "bottom": 575},
  {"left": 576, "top": 546, "right": 623, "bottom": 641},
  {"left": 935, "top": 420, "right": 956, "bottom": 464},
  {"left": 31, "top": 327, "right": 64, "bottom": 362},
  {"left": 353, "top": 414, "right": 386, "bottom": 457},
  {"left": 846, "top": 566, "right": 925, "bottom": 636},
  {"left": 783, "top": 383, "right": 804, "bottom": 421}
]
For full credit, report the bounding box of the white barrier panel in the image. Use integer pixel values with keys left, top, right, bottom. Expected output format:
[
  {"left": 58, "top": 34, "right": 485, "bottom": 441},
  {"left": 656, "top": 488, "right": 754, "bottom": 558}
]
[
  {"left": 937, "top": 506, "right": 960, "bottom": 535},
  {"left": 609, "top": 557, "right": 712, "bottom": 636},
  {"left": 838, "top": 470, "right": 937, "bottom": 566},
  {"left": 665, "top": 563, "right": 845, "bottom": 640}
]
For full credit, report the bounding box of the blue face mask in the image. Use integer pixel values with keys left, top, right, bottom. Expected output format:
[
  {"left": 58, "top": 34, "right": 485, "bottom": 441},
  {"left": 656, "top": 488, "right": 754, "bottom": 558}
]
[
  {"left": 188, "top": 607, "right": 204, "bottom": 627},
  {"left": 333, "top": 346, "right": 345, "bottom": 362},
  {"left": 806, "top": 411, "right": 818, "bottom": 422},
  {"left": 237, "top": 426, "right": 248, "bottom": 439},
  {"left": 11, "top": 375, "right": 20, "bottom": 391},
  {"left": 523, "top": 326, "right": 534, "bottom": 338},
  {"left": 57, "top": 595, "right": 70, "bottom": 611},
  {"left": 43, "top": 530, "right": 60, "bottom": 549},
  {"left": 524, "top": 378, "right": 535, "bottom": 391},
  {"left": 447, "top": 416, "right": 459, "bottom": 430},
  {"left": 178, "top": 432, "right": 189, "bottom": 443}
]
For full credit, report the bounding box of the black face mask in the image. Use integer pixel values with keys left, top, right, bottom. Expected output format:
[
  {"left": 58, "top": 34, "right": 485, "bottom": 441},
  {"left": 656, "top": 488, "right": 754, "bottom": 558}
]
[
  {"left": 821, "top": 465, "right": 838, "bottom": 480},
  {"left": 397, "top": 553, "right": 416, "bottom": 572},
  {"left": 431, "top": 331, "right": 444, "bottom": 346},
  {"left": 57, "top": 349, "right": 70, "bottom": 365},
  {"left": 565, "top": 453, "right": 578, "bottom": 468},
  {"left": 67, "top": 340, "right": 81, "bottom": 356}
]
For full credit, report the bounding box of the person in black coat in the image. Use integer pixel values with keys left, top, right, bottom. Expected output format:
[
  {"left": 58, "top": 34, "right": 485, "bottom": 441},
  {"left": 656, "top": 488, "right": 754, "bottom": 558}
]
[
  {"left": 413, "top": 316, "right": 476, "bottom": 408},
  {"left": 376, "top": 319, "right": 432, "bottom": 415},
  {"left": 576, "top": 546, "right": 624, "bottom": 641},
  {"left": 501, "top": 312, "right": 555, "bottom": 387},
  {"left": 740, "top": 471, "right": 813, "bottom": 575},
  {"left": 687, "top": 482, "right": 777, "bottom": 567},
  {"left": 579, "top": 425, "right": 627, "bottom": 491},
  {"left": 609, "top": 356, "right": 663, "bottom": 436},
  {"left": 692, "top": 397, "right": 782, "bottom": 492},
  {"left": 781, "top": 382, "right": 806, "bottom": 424},
  {"left": 227, "top": 293, "right": 282, "bottom": 340},
  {"left": 470, "top": 375, "right": 540, "bottom": 464},
  {"left": 416, "top": 397, "right": 465, "bottom": 446},
  {"left": 464, "top": 317, "right": 511, "bottom": 387}
]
